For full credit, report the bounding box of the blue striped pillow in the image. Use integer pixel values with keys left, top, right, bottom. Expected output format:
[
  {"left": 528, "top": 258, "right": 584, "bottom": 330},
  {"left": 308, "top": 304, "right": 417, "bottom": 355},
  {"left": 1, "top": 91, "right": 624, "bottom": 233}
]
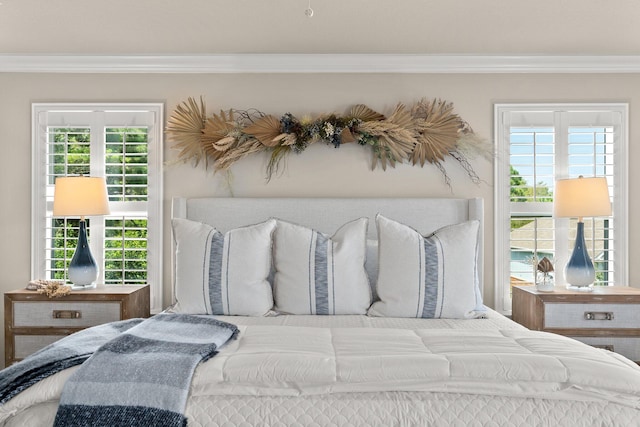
[
  {"left": 368, "top": 215, "right": 484, "bottom": 319},
  {"left": 273, "top": 218, "right": 371, "bottom": 315},
  {"left": 172, "top": 218, "right": 276, "bottom": 316}
]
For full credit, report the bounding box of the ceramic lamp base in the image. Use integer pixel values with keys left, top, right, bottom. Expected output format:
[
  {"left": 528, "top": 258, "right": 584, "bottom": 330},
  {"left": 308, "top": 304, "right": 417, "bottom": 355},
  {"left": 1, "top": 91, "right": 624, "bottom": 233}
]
[
  {"left": 564, "top": 221, "right": 596, "bottom": 290},
  {"left": 68, "top": 219, "right": 99, "bottom": 290}
]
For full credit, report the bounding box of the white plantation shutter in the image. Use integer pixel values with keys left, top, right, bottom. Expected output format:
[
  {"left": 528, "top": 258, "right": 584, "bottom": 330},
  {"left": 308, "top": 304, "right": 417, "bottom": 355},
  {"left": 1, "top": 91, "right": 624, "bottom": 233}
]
[
  {"left": 494, "top": 104, "right": 628, "bottom": 314},
  {"left": 32, "top": 104, "right": 163, "bottom": 312}
]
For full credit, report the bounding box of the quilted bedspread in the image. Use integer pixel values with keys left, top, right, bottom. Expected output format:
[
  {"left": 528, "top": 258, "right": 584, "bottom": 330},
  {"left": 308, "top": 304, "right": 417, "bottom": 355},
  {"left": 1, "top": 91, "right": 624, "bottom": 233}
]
[{"left": 2, "top": 312, "right": 640, "bottom": 426}]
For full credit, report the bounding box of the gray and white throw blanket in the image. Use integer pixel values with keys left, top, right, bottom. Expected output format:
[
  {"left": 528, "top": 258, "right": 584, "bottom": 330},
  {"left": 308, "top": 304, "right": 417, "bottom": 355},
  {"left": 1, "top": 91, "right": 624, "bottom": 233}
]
[
  {"left": 0, "top": 318, "right": 142, "bottom": 406},
  {"left": 0, "top": 313, "right": 239, "bottom": 427}
]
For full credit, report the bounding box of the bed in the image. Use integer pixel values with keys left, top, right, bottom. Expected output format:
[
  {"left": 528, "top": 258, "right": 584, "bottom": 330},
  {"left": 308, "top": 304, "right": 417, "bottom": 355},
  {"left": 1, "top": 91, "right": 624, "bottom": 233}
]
[{"left": 1, "top": 197, "right": 640, "bottom": 426}]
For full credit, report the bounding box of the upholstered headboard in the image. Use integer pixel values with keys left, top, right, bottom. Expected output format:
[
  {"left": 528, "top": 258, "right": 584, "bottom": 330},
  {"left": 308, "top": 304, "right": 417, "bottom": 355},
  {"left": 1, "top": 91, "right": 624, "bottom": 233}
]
[{"left": 171, "top": 197, "right": 484, "bottom": 302}]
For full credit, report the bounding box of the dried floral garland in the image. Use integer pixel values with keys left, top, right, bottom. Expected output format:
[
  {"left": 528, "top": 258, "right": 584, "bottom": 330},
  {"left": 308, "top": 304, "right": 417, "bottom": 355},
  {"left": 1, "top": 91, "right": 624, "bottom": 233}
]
[{"left": 166, "top": 97, "right": 490, "bottom": 184}]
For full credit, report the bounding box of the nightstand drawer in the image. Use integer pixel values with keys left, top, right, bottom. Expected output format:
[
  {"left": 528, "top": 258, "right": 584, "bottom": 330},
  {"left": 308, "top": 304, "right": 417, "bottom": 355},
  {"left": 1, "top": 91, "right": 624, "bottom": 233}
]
[
  {"left": 570, "top": 336, "right": 640, "bottom": 363},
  {"left": 14, "top": 335, "right": 63, "bottom": 359},
  {"left": 544, "top": 303, "right": 640, "bottom": 329},
  {"left": 13, "top": 301, "right": 121, "bottom": 328}
]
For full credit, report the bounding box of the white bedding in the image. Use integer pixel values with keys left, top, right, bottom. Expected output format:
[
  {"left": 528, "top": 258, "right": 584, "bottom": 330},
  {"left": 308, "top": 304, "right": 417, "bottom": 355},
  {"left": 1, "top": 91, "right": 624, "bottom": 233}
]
[{"left": 2, "top": 310, "right": 640, "bottom": 426}]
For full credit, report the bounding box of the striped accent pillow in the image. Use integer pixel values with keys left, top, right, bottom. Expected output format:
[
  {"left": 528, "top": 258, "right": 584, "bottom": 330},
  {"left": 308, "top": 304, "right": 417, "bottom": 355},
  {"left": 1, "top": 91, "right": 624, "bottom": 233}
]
[
  {"left": 273, "top": 218, "right": 371, "bottom": 315},
  {"left": 368, "top": 215, "right": 484, "bottom": 319},
  {"left": 172, "top": 218, "right": 276, "bottom": 316}
]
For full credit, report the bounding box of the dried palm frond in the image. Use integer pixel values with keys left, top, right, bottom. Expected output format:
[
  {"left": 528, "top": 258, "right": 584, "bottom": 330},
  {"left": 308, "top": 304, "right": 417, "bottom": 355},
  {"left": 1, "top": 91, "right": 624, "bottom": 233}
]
[
  {"left": 244, "top": 115, "right": 282, "bottom": 147},
  {"left": 165, "top": 96, "right": 207, "bottom": 166},
  {"left": 204, "top": 109, "right": 235, "bottom": 141},
  {"left": 349, "top": 104, "right": 386, "bottom": 122},
  {"left": 387, "top": 104, "right": 414, "bottom": 129},
  {"left": 411, "top": 99, "right": 461, "bottom": 166},
  {"left": 340, "top": 128, "right": 356, "bottom": 144},
  {"left": 359, "top": 120, "right": 416, "bottom": 170},
  {"left": 202, "top": 109, "right": 237, "bottom": 161}
]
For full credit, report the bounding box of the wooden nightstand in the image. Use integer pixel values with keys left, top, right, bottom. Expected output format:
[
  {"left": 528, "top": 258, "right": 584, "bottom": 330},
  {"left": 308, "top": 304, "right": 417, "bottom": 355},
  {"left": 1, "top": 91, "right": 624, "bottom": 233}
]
[
  {"left": 512, "top": 285, "right": 640, "bottom": 363},
  {"left": 4, "top": 284, "right": 150, "bottom": 366}
]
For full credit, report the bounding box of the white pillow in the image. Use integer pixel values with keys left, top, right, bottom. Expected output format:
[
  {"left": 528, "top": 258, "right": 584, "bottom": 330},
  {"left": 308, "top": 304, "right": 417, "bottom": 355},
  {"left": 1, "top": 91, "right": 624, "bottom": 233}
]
[
  {"left": 273, "top": 218, "right": 371, "bottom": 315},
  {"left": 368, "top": 214, "right": 484, "bottom": 319},
  {"left": 171, "top": 218, "right": 276, "bottom": 316}
]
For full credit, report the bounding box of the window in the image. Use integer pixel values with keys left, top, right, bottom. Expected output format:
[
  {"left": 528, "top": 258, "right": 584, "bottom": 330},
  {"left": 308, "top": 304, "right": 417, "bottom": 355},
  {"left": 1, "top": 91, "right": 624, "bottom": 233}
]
[
  {"left": 32, "top": 104, "right": 163, "bottom": 312},
  {"left": 494, "top": 104, "right": 628, "bottom": 314}
]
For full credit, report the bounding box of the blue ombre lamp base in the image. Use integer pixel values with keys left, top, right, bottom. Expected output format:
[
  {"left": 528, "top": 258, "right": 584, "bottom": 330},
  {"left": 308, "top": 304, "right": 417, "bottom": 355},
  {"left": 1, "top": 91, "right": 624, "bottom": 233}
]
[
  {"left": 564, "top": 221, "right": 595, "bottom": 292},
  {"left": 67, "top": 220, "right": 98, "bottom": 290}
]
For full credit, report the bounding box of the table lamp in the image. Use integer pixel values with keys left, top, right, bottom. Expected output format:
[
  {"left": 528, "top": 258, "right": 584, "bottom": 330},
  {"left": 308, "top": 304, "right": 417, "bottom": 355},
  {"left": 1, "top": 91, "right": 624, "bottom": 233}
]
[
  {"left": 53, "top": 176, "right": 110, "bottom": 289},
  {"left": 553, "top": 176, "right": 611, "bottom": 290}
]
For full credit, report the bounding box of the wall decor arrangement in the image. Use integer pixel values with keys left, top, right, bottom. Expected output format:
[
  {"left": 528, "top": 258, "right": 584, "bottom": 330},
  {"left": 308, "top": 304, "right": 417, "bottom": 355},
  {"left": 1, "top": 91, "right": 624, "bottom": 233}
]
[{"left": 166, "top": 97, "right": 490, "bottom": 184}]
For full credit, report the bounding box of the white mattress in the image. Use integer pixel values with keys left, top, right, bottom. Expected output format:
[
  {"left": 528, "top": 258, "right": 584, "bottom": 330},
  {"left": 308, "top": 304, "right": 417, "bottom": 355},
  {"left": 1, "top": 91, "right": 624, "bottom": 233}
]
[{"left": 2, "top": 310, "right": 640, "bottom": 427}]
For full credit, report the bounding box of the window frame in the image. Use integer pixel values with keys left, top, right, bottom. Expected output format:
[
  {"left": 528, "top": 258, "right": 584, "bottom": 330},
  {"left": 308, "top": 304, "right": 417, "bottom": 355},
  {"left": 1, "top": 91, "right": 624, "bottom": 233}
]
[
  {"left": 494, "top": 103, "right": 629, "bottom": 314},
  {"left": 31, "top": 103, "right": 164, "bottom": 313}
]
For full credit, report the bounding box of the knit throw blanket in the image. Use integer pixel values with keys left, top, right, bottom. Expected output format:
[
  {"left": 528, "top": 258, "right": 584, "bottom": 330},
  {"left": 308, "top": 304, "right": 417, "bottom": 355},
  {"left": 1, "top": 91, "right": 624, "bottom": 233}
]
[
  {"left": 53, "top": 313, "right": 239, "bottom": 427},
  {"left": 0, "top": 318, "right": 143, "bottom": 405}
]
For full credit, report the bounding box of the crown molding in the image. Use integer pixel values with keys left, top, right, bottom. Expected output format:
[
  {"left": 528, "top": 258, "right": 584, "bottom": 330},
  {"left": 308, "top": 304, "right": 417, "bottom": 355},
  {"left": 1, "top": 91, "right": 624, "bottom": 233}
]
[{"left": 2, "top": 54, "right": 640, "bottom": 73}]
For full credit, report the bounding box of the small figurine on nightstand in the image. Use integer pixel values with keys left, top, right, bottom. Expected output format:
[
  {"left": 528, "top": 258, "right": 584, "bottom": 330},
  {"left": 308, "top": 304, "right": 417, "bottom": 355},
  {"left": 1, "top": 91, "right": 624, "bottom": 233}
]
[
  {"left": 26, "top": 279, "right": 72, "bottom": 298},
  {"left": 535, "top": 257, "right": 555, "bottom": 292}
]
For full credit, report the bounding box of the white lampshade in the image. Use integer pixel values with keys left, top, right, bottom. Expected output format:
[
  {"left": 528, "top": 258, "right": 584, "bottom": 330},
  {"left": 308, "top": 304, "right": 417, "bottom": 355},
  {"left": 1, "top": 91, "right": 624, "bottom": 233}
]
[
  {"left": 53, "top": 176, "right": 111, "bottom": 217},
  {"left": 553, "top": 176, "right": 611, "bottom": 219}
]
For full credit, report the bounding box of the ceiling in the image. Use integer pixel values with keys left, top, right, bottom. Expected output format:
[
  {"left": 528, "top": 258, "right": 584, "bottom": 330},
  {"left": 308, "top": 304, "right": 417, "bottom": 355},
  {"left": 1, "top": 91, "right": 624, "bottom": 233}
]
[{"left": 1, "top": 0, "right": 640, "bottom": 55}]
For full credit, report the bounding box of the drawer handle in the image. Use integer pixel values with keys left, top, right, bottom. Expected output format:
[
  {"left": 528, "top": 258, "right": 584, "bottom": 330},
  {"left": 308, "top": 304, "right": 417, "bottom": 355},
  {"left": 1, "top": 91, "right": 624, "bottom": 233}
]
[
  {"left": 53, "top": 310, "right": 82, "bottom": 319},
  {"left": 584, "top": 311, "right": 614, "bottom": 321}
]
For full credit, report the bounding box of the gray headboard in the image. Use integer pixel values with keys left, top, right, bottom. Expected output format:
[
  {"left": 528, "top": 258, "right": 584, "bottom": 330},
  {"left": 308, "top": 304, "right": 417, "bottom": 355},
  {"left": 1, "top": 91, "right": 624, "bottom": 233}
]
[{"left": 171, "top": 197, "right": 484, "bottom": 301}]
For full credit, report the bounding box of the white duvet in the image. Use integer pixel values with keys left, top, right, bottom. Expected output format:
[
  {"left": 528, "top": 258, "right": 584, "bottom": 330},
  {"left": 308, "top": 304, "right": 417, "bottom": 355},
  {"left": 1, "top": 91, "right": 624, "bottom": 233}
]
[{"left": 2, "top": 311, "right": 640, "bottom": 426}]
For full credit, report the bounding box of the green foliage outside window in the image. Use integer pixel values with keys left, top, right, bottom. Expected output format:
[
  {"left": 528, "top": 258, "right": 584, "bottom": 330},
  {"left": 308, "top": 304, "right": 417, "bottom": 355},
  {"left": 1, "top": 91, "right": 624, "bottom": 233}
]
[
  {"left": 105, "top": 128, "right": 148, "bottom": 202},
  {"left": 104, "top": 218, "right": 147, "bottom": 285},
  {"left": 50, "top": 128, "right": 91, "bottom": 177},
  {"left": 50, "top": 218, "right": 79, "bottom": 280},
  {"left": 510, "top": 165, "right": 553, "bottom": 202},
  {"left": 510, "top": 165, "right": 553, "bottom": 230}
]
